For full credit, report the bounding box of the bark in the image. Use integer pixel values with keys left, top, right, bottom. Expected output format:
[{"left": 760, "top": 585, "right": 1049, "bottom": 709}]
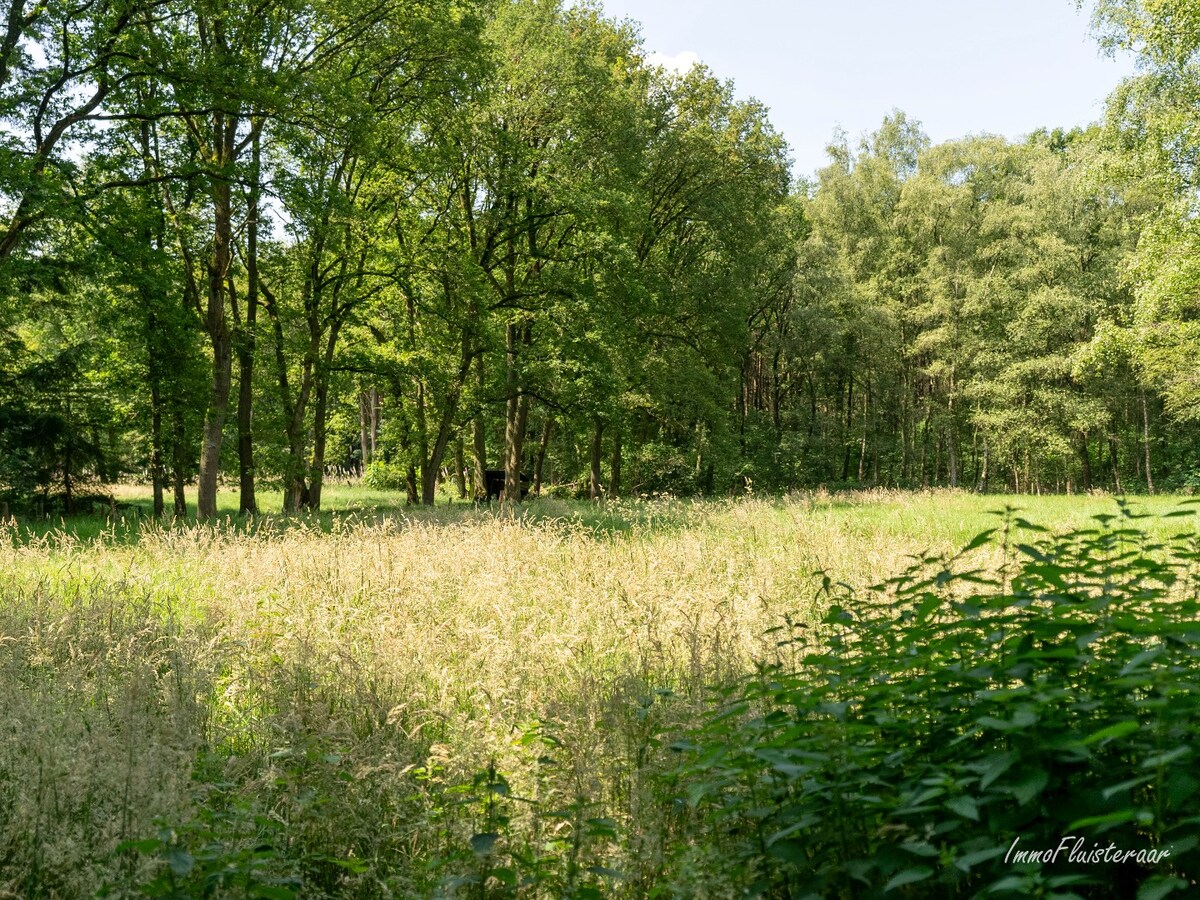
[
  {"left": 454, "top": 437, "right": 467, "bottom": 499},
  {"left": 359, "top": 391, "right": 371, "bottom": 475},
  {"left": 1078, "top": 432, "right": 1093, "bottom": 491},
  {"left": 63, "top": 402, "right": 74, "bottom": 514},
  {"left": 261, "top": 277, "right": 312, "bottom": 513},
  {"left": 533, "top": 417, "right": 552, "bottom": 495},
  {"left": 590, "top": 419, "right": 605, "bottom": 500},
  {"left": 1142, "top": 392, "right": 1154, "bottom": 494},
  {"left": 172, "top": 408, "right": 188, "bottom": 517},
  {"left": 419, "top": 300, "right": 476, "bottom": 506},
  {"left": 356, "top": 386, "right": 380, "bottom": 475},
  {"left": 771, "top": 345, "right": 784, "bottom": 438},
  {"left": 235, "top": 125, "right": 262, "bottom": 515},
  {"left": 305, "top": 321, "right": 342, "bottom": 511},
  {"left": 196, "top": 111, "right": 237, "bottom": 519},
  {"left": 841, "top": 375, "right": 853, "bottom": 482},
  {"left": 150, "top": 378, "right": 165, "bottom": 518},
  {"left": 405, "top": 464, "right": 418, "bottom": 505},
  {"left": 610, "top": 429, "right": 622, "bottom": 498},
  {"left": 502, "top": 322, "right": 530, "bottom": 503},
  {"left": 946, "top": 406, "right": 958, "bottom": 488},
  {"left": 472, "top": 353, "right": 487, "bottom": 500},
  {"left": 978, "top": 436, "right": 990, "bottom": 494},
  {"left": 919, "top": 399, "right": 930, "bottom": 488},
  {"left": 1109, "top": 436, "right": 1123, "bottom": 494},
  {"left": 308, "top": 375, "right": 330, "bottom": 510}
]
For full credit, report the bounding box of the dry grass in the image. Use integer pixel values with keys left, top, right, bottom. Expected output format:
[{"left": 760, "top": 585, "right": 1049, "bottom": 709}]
[{"left": 0, "top": 491, "right": 1188, "bottom": 896}]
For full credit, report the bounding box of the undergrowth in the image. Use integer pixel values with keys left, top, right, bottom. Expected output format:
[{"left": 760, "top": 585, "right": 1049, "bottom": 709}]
[
  {"left": 672, "top": 504, "right": 1199, "bottom": 897},
  {"left": 0, "top": 497, "right": 1196, "bottom": 897}
]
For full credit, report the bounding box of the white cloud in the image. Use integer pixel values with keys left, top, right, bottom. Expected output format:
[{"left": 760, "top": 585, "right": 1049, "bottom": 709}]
[{"left": 646, "top": 50, "right": 700, "bottom": 75}]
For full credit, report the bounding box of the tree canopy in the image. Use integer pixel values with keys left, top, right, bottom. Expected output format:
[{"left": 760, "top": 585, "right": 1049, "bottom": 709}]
[{"left": 3, "top": 0, "right": 1200, "bottom": 513}]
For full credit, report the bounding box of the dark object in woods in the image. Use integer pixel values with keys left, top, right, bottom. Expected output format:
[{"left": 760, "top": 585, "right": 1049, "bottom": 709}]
[{"left": 483, "top": 469, "right": 530, "bottom": 501}]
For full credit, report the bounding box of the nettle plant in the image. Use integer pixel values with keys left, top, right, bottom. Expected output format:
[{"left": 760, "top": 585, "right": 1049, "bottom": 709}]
[{"left": 673, "top": 506, "right": 1200, "bottom": 899}]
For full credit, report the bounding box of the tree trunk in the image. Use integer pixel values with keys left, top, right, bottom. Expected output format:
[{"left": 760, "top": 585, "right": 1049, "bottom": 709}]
[
  {"left": 419, "top": 316, "right": 476, "bottom": 506},
  {"left": 172, "top": 408, "right": 188, "bottom": 517},
  {"left": 502, "top": 322, "right": 530, "bottom": 503},
  {"left": 359, "top": 389, "right": 371, "bottom": 476},
  {"left": 306, "top": 322, "right": 342, "bottom": 512},
  {"left": 946, "top": 414, "right": 958, "bottom": 488},
  {"left": 1110, "top": 436, "right": 1122, "bottom": 494},
  {"left": 63, "top": 402, "right": 74, "bottom": 514},
  {"left": 473, "top": 354, "right": 487, "bottom": 500},
  {"left": 841, "top": 374, "right": 853, "bottom": 481},
  {"left": 919, "top": 399, "right": 931, "bottom": 488},
  {"left": 533, "top": 417, "right": 552, "bottom": 495},
  {"left": 454, "top": 437, "right": 467, "bottom": 499},
  {"left": 1142, "top": 392, "right": 1154, "bottom": 493},
  {"left": 358, "top": 386, "right": 380, "bottom": 476},
  {"left": 259, "top": 275, "right": 312, "bottom": 514},
  {"left": 405, "top": 464, "right": 418, "bottom": 505},
  {"left": 235, "top": 125, "right": 262, "bottom": 516},
  {"left": 150, "top": 380, "right": 165, "bottom": 518},
  {"left": 308, "top": 382, "right": 329, "bottom": 510},
  {"left": 590, "top": 419, "right": 605, "bottom": 500},
  {"left": 609, "top": 429, "right": 622, "bottom": 498},
  {"left": 197, "top": 118, "right": 237, "bottom": 520},
  {"left": 978, "top": 436, "right": 989, "bottom": 494},
  {"left": 1078, "top": 432, "right": 1093, "bottom": 491}
]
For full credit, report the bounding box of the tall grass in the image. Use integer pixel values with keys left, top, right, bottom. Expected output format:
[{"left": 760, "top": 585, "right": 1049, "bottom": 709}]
[{"left": 0, "top": 492, "right": 1194, "bottom": 896}]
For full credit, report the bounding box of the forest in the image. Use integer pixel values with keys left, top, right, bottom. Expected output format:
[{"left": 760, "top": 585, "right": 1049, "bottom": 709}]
[{"left": 5, "top": 0, "right": 1200, "bottom": 517}]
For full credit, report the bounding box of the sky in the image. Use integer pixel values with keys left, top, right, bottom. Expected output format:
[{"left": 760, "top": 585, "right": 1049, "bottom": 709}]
[{"left": 597, "top": 0, "right": 1137, "bottom": 180}]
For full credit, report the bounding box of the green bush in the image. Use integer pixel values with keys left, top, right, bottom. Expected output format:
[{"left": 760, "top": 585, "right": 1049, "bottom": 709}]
[
  {"left": 672, "top": 507, "right": 1200, "bottom": 898},
  {"left": 362, "top": 458, "right": 410, "bottom": 492}
]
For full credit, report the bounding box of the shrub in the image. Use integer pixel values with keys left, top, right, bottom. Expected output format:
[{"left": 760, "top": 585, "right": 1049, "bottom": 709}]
[{"left": 672, "top": 507, "right": 1200, "bottom": 898}]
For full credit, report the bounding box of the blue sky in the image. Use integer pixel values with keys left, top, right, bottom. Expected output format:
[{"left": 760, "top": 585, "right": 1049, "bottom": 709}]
[{"left": 598, "top": 0, "right": 1136, "bottom": 179}]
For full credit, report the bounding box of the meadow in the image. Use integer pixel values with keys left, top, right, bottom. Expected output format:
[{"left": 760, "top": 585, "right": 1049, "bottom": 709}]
[{"left": 1, "top": 489, "right": 1196, "bottom": 897}]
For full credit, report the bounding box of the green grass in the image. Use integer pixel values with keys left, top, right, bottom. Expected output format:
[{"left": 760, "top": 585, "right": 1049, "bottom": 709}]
[{"left": 0, "top": 488, "right": 1196, "bottom": 897}]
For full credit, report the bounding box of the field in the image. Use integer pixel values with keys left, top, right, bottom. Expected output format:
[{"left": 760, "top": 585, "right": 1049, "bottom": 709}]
[{"left": 1, "top": 489, "right": 1196, "bottom": 897}]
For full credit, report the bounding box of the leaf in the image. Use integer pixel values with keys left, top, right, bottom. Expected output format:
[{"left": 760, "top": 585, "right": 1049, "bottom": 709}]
[
  {"left": 946, "top": 795, "right": 980, "bottom": 821},
  {"left": 1082, "top": 720, "right": 1140, "bottom": 745},
  {"left": 249, "top": 887, "right": 295, "bottom": 900},
  {"left": 961, "top": 528, "right": 997, "bottom": 554},
  {"left": 1067, "top": 808, "right": 1149, "bottom": 831},
  {"left": 490, "top": 867, "right": 518, "bottom": 887},
  {"left": 1143, "top": 747, "right": 1191, "bottom": 768},
  {"left": 1102, "top": 774, "right": 1153, "bottom": 799},
  {"left": 585, "top": 817, "right": 618, "bottom": 838},
  {"left": 167, "top": 847, "right": 194, "bottom": 877},
  {"left": 989, "top": 875, "right": 1033, "bottom": 893},
  {"left": 586, "top": 866, "right": 627, "bottom": 880},
  {"left": 955, "top": 845, "right": 1006, "bottom": 871},
  {"left": 115, "top": 839, "right": 161, "bottom": 854},
  {"left": 1121, "top": 648, "right": 1164, "bottom": 675},
  {"left": 469, "top": 832, "right": 499, "bottom": 856},
  {"left": 767, "top": 815, "right": 821, "bottom": 845},
  {"left": 1138, "top": 878, "right": 1190, "bottom": 900},
  {"left": 327, "top": 856, "right": 370, "bottom": 874},
  {"left": 1005, "top": 768, "right": 1050, "bottom": 806},
  {"left": 976, "top": 751, "right": 1017, "bottom": 789},
  {"left": 900, "top": 841, "right": 939, "bottom": 858},
  {"left": 884, "top": 867, "right": 933, "bottom": 892}
]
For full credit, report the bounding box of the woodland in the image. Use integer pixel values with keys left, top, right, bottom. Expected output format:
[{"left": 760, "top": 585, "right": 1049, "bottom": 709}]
[
  {"left": 2, "top": 0, "right": 1200, "bottom": 515},
  {"left": 8, "top": 3, "right": 1200, "bottom": 898}
]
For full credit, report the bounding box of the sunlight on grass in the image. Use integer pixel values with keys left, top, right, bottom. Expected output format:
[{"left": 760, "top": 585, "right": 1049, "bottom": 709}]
[{"left": 0, "top": 490, "right": 1195, "bottom": 895}]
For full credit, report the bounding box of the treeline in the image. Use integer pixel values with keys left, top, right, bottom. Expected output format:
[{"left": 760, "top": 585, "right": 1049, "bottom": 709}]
[
  {"left": 769, "top": 118, "right": 1160, "bottom": 494},
  {"left": 3, "top": 0, "right": 1200, "bottom": 513}
]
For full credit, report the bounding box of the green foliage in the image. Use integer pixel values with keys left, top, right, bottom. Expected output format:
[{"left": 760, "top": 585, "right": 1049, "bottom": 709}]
[{"left": 672, "top": 509, "right": 1200, "bottom": 897}]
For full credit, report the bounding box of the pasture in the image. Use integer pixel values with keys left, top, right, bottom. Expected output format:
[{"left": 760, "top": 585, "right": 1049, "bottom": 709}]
[{"left": 1, "top": 490, "right": 1195, "bottom": 897}]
